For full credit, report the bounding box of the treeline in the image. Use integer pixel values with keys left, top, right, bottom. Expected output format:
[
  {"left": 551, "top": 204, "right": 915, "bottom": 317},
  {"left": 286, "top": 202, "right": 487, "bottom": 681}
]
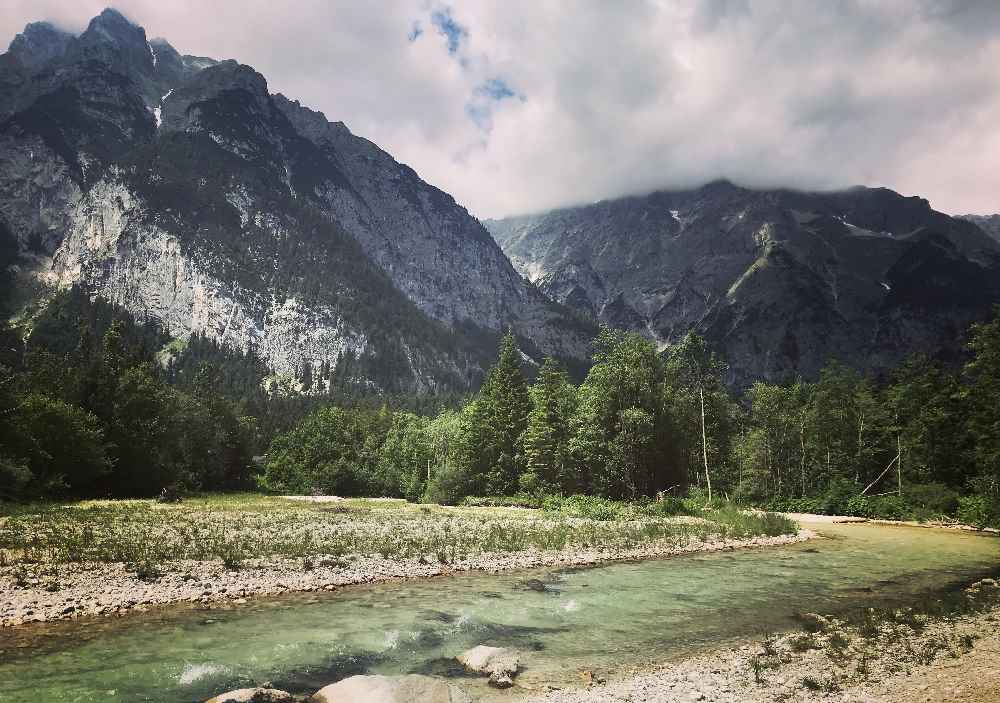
[
  {"left": 259, "top": 329, "right": 731, "bottom": 503},
  {"left": 734, "top": 316, "right": 1000, "bottom": 526},
  {"left": 260, "top": 319, "right": 1000, "bottom": 528},
  {"left": 4, "top": 286, "right": 1000, "bottom": 530},
  {"left": 0, "top": 293, "right": 257, "bottom": 499}
]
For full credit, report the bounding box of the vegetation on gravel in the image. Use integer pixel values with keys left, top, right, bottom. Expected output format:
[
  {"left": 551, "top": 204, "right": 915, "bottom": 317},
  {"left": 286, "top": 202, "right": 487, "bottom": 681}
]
[{"left": 0, "top": 494, "right": 795, "bottom": 569}]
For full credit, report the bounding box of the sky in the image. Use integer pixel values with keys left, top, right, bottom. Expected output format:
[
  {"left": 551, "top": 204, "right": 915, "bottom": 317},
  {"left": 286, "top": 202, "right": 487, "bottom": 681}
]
[{"left": 3, "top": 0, "right": 1000, "bottom": 218}]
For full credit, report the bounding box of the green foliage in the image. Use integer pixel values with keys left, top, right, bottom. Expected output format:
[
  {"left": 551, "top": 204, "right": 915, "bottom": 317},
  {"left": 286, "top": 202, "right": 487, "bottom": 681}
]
[
  {"left": 459, "top": 494, "right": 543, "bottom": 508},
  {"left": 9, "top": 394, "right": 109, "bottom": 496},
  {"left": 572, "top": 329, "right": 684, "bottom": 498},
  {"left": 1, "top": 289, "right": 256, "bottom": 499},
  {"left": 521, "top": 358, "right": 578, "bottom": 494},
  {"left": 462, "top": 332, "right": 531, "bottom": 495},
  {"left": 259, "top": 406, "right": 390, "bottom": 495},
  {"left": 957, "top": 494, "right": 1000, "bottom": 529}
]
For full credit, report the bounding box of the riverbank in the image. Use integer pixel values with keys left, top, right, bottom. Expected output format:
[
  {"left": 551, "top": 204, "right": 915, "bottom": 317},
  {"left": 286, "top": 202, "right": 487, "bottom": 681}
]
[
  {"left": 0, "top": 495, "right": 806, "bottom": 627},
  {"left": 780, "top": 511, "right": 1000, "bottom": 535},
  {"left": 523, "top": 577, "right": 1000, "bottom": 703}
]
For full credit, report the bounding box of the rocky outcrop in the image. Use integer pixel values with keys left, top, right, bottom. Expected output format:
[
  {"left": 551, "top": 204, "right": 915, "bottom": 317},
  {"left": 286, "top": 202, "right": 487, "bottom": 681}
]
[
  {"left": 310, "top": 675, "right": 471, "bottom": 703},
  {"left": 205, "top": 687, "right": 294, "bottom": 703},
  {"left": 488, "top": 182, "right": 1000, "bottom": 388},
  {"left": 457, "top": 645, "right": 521, "bottom": 687},
  {"left": 0, "top": 8, "right": 593, "bottom": 394}
]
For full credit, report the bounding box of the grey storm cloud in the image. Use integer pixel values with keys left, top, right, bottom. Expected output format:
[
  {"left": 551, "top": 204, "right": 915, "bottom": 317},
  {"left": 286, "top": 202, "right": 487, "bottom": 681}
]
[{"left": 3, "top": 0, "right": 1000, "bottom": 217}]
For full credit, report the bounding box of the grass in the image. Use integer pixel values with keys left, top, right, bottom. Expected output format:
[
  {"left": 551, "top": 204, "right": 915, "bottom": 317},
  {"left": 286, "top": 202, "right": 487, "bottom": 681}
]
[{"left": 0, "top": 493, "right": 799, "bottom": 569}]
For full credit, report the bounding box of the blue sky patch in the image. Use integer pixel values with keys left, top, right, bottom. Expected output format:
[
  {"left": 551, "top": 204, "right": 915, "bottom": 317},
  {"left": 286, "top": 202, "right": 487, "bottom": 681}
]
[
  {"left": 431, "top": 7, "right": 468, "bottom": 55},
  {"left": 476, "top": 78, "right": 517, "bottom": 101},
  {"left": 466, "top": 77, "right": 524, "bottom": 132},
  {"left": 407, "top": 21, "right": 423, "bottom": 42}
]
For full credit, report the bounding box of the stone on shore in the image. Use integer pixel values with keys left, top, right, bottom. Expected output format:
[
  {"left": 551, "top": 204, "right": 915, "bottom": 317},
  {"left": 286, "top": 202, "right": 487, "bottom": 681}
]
[
  {"left": 310, "top": 674, "right": 471, "bottom": 702},
  {"left": 205, "top": 687, "right": 294, "bottom": 703},
  {"left": 457, "top": 645, "right": 520, "bottom": 687}
]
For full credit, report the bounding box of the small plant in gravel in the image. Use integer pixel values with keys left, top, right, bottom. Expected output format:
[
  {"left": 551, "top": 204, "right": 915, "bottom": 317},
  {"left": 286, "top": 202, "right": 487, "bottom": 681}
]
[
  {"left": 789, "top": 633, "right": 819, "bottom": 652},
  {"left": 858, "top": 608, "right": 882, "bottom": 639},
  {"left": 827, "top": 630, "right": 851, "bottom": 652},
  {"left": 220, "top": 543, "right": 246, "bottom": 571},
  {"left": 855, "top": 648, "right": 871, "bottom": 678},
  {"left": 132, "top": 558, "right": 162, "bottom": 581},
  {"left": 749, "top": 654, "right": 765, "bottom": 684},
  {"left": 12, "top": 564, "right": 30, "bottom": 588},
  {"left": 800, "top": 676, "right": 822, "bottom": 691},
  {"left": 761, "top": 632, "right": 778, "bottom": 656}
]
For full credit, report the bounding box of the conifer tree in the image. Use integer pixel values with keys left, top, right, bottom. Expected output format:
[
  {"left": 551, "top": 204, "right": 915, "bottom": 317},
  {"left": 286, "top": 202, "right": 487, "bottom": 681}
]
[
  {"left": 466, "top": 332, "right": 531, "bottom": 495},
  {"left": 521, "top": 358, "right": 578, "bottom": 493}
]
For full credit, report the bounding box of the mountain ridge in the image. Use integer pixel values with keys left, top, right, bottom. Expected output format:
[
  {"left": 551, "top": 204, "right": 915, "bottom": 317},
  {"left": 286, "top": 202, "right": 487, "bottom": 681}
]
[
  {"left": 487, "top": 181, "right": 1000, "bottom": 388},
  {"left": 0, "top": 8, "right": 594, "bottom": 394}
]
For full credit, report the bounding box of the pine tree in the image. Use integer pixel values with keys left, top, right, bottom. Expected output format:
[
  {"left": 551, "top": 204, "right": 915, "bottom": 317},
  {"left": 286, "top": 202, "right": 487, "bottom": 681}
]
[
  {"left": 521, "top": 358, "right": 578, "bottom": 493},
  {"left": 467, "top": 332, "right": 531, "bottom": 495}
]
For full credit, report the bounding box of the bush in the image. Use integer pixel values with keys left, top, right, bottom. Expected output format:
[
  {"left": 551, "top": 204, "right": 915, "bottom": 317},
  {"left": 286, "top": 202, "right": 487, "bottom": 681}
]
[
  {"left": 542, "top": 494, "right": 633, "bottom": 520},
  {"left": 820, "top": 478, "right": 861, "bottom": 515},
  {"left": 958, "top": 495, "right": 1000, "bottom": 529},
  {"left": 906, "top": 483, "right": 960, "bottom": 516}
]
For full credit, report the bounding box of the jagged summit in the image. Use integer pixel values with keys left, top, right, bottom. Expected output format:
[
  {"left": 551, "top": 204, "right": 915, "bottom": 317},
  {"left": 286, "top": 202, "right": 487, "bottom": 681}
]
[{"left": 8, "top": 21, "right": 73, "bottom": 69}]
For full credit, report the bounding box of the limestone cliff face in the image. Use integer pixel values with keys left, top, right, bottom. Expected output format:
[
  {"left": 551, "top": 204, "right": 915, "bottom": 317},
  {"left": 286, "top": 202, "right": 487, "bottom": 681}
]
[
  {"left": 0, "top": 9, "right": 593, "bottom": 392},
  {"left": 488, "top": 182, "right": 1000, "bottom": 388}
]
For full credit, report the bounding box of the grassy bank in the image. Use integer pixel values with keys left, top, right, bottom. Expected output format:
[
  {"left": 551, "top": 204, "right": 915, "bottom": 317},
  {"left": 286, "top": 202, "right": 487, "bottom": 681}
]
[
  {"left": 1, "top": 494, "right": 803, "bottom": 627},
  {"left": 0, "top": 494, "right": 796, "bottom": 571}
]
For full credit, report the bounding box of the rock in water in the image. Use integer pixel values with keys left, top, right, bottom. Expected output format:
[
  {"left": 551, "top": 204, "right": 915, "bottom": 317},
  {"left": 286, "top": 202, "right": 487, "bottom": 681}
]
[
  {"left": 205, "top": 688, "right": 294, "bottom": 703},
  {"left": 310, "top": 674, "right": 471, "bottom": 703},
  {"left": 457, "top": 645, "right": 521, "bottom": 688}
]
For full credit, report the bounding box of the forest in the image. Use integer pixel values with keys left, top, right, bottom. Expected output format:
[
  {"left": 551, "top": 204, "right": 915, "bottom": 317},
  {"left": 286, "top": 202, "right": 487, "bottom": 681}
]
[{"left": 2, "top": 290, "right": 999, "bottom": 529}]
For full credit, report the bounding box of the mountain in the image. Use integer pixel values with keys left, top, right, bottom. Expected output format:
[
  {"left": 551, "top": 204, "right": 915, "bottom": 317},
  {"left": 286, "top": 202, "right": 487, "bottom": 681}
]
[
  {"left": 486, "top": 181, "right": 1000, "bottom": 388},
  {"left": 0, "top": 9, "right": 592, "bottom": 394},
  {"left": 960, "top": 214, "right": 1000, "bottom": 244}
]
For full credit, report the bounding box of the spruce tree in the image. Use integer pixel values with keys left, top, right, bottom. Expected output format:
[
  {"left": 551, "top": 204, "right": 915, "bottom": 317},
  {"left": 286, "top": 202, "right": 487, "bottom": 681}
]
[
  {"left": 521, "top": 358, "right": 578, "bottom": 493},
  {"left": 468, "top": 332, "right": 531, "bottom": 495}
]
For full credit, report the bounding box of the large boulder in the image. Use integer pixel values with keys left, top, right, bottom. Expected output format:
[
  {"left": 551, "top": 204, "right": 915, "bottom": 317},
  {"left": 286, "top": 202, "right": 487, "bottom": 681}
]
[
  {"left": 310, "top": 675, "right": 471, "bottom": 703},
  {"left": 205, "top": 688, "right": 295, "bottom": 703},
  {"left": 456, "top": 645, "right": 520, "bottom": 688}
]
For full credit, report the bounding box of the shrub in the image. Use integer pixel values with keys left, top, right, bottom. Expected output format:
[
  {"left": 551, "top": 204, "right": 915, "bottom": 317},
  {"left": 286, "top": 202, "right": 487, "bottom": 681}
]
[
  {"left": 958, "top": 494, "right": 1000, "bottom": 529},
  {"left": 905, "top": 483, "right": 960, "bottom": 516},
  {"left": 542, "top": 494, "right": 631, "bottom": 520},
  {"left": 821, "top": 478, "right": 862, "bottom": 515}
]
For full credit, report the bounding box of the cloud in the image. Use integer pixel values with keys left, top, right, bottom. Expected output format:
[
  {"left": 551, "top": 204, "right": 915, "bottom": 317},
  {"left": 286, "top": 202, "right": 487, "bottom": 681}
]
[{"left": 2, "top": 1, "right": 1000, "bottom": 217}]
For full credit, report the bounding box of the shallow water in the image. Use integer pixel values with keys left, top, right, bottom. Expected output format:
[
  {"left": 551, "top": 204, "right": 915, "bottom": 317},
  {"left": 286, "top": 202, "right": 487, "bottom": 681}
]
[{"left": 2, "top": 522, "right": 999, "bottom": 702}]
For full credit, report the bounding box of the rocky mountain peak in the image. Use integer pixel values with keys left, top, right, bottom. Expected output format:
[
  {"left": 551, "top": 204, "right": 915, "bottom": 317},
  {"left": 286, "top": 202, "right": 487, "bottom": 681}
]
[
  {"left": 76, "top": 7, "right": 154, "bottom": 72},
  {"left": 8, "top": 21, "right": 73, "bottom": 70}
]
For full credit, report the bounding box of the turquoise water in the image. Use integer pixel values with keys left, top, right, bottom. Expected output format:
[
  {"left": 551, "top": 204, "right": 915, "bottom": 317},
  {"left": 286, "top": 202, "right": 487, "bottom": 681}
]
[{"left": 2, "top": 522, "right": 998, "bottom": 702}]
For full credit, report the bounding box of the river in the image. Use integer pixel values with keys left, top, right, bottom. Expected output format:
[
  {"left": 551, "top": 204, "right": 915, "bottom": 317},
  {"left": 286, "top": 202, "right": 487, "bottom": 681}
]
[{"left": 2, "top": 520, "right": 998, "bottom": 702}]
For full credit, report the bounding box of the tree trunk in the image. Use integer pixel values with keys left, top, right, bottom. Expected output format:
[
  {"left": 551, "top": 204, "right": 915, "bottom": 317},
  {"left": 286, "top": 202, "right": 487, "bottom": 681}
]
[
  {"left": 699, "top": 384, "right": 712, "bottom": 504},
  {"left": 896, "top": 433, "right": 903, "bottom": 496},
  {"left": 799, "top": 421, "right": 806, "bottom": 498}
]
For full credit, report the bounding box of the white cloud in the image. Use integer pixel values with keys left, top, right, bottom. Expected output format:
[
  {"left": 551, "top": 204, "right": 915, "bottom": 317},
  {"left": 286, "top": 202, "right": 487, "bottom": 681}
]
[{"left": 4, "top": 1, "right": 1000, "bottom": 217}]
